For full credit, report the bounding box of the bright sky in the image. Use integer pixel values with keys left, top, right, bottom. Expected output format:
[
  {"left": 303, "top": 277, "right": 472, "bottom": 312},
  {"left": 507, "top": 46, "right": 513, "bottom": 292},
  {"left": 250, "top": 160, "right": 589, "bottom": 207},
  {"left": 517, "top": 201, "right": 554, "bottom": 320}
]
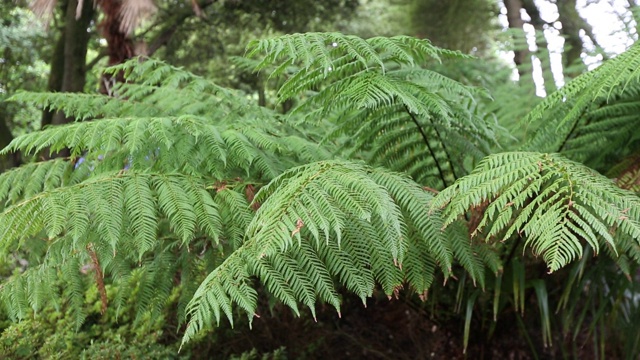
[{"left": 498, "top": 0, "right": 638, "bottom": 96}]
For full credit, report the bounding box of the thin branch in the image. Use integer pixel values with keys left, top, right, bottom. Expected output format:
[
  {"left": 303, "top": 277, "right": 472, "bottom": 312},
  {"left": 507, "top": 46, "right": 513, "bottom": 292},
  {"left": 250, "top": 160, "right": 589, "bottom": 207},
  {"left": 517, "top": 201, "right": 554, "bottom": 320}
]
[
  {"left": 403, "top": 105, "right": 448, "bottom": 188},
  {"left": 147, "top": 0, "right": 218, "bottom": 56},
  {"left": 558, "top": 118, "right": 580, "bottom": 153}
]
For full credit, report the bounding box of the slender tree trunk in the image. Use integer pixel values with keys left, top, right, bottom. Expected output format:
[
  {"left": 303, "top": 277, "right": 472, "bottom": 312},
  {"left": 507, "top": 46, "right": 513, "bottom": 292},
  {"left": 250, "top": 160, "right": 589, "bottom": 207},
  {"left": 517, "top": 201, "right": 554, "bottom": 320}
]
[
  {"left": 41, "top": 21, "right": 66, "bottom": 128},
  {"left": 42, "top": 0, "right": 94, "bottom": 127},
  {"left": 55, "top": 0, "right": 95, "bottom": 125},
  {"left": 557, "top": 0, "right": 586, "bottom": 78},
  {"left": 41, "top": 0, "right": 94, "bottom": 158},
  {"left": 522, "top": 0, "right": 555, "bottom": 95},
  {"left": 504, "top": 0, "right": 530, "bottom": 79},
  {"left": 626, "top": 0, "right": 640, "bottom": 37}
]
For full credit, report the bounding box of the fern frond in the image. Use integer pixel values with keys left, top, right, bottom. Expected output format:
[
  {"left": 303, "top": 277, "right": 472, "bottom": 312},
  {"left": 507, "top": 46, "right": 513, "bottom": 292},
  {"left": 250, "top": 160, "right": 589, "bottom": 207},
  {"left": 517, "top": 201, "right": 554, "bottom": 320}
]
[
  {"left": 247, "top": 160, "right": 403, "bottom": 256},
  {"left": 0, "top": 251, "right": 92, "bottom": 329},
  {"left": 0, "top": 171, "right": 222, "bottom": 258},
  {"left": 247, "top": 32, "right": 467, "bottom": 78},
  {"left": 312, "top": 96, "right": 493, "bottom": 191},
  {"left": 0, "top": 159, "right": 76, "bottom": 208},
  {"left": 434, "top": 152, "right": 640, "bottom": 272},
  {"left": 525, "top": 44, "right": 640, "bottom": 160},
  {"left": 182, "top": 160, "right": 489, "bottom": 344},
  {"left": 243, "top": 33, "right": 495, "bottom": 190},
  {"left": 246, "top": 33, "right": 470, "bottom": 114},
  {"left": 8, "top": 91, "right": 155, "bottom": 121},
  {"left": 447, "top": 221, "right": 486, "bottom": 288},
  {"left": 3, "top": 114, "right": 299, "bottom": 179}
]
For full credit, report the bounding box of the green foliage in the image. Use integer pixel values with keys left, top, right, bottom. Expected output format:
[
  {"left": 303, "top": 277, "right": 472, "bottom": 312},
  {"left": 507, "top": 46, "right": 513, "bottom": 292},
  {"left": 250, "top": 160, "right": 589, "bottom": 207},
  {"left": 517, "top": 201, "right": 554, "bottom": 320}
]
[
  {"left": 434, "top": 152, "right": 640, "bottom": 272},
  {"left": 183, "top": 161, "right": 495, "bottom": 342},
  {"left": 245, "top": 33, "right": 495, "bottom": 187},
  {"left": 0, "top": 4, "right": 49, "bottom": 170},
  {"left": 524, "top": 41, "right": 640, "bottom": 169},
  {"left": 2, "top": 31, "right": 640, "bottom": 356},
  {"left": 0, "top": 282, "right": 181, "bottom": 359}
]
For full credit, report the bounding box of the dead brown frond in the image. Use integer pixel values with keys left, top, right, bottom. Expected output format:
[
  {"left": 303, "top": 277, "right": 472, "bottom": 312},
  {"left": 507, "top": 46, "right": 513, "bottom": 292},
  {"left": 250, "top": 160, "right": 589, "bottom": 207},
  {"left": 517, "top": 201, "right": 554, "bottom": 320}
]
[
  {"left": 29, "top": 0, "right": 58, "bottom": 26},
  {"left": 611, "top": 155, "right": 640, "bottom": 192},
  {"left": 118, "top": 0, "right": 157, "bottom": 36}
]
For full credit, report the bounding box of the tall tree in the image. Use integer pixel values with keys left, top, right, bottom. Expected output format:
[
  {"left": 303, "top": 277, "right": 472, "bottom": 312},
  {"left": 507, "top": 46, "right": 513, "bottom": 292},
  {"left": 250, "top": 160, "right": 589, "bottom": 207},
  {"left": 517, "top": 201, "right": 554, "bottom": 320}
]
[
  {"left": 504, "top": 0, "right": 530, "bottom": 75},
  {"left": 40, "top": 0, "right": 94, "bottom": 130}
]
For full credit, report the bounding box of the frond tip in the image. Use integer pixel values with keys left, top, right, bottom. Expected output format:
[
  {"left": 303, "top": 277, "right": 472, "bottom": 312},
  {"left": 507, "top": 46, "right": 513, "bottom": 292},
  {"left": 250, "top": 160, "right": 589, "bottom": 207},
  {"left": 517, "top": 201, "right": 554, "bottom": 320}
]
[{"left": 433, "top": 152, "right": 640, "bottom": 272}]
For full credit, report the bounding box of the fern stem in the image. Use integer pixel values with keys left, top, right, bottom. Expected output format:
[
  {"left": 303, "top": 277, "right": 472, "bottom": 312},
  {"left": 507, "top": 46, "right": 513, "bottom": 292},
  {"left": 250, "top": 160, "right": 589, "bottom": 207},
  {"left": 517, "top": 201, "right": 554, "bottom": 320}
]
[
  {"left": 403, "top": 105, "right": 448, "bottom": 188},
  {"left": 430, "top": 118, "right": 459, "bottom": 181},
  {"left": 557, "top": 117, "right": 581, "bottom": 153},
  {"left": 558, "top": 104, "right": 592, "bottom": 153}
]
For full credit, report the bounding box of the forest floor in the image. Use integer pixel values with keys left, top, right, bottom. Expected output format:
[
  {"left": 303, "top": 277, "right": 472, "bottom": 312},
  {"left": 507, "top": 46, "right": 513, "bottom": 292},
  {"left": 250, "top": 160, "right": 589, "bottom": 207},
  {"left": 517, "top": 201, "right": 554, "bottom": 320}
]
[{"left": 194, "top": 292, "right": 587, "bottom": 359}]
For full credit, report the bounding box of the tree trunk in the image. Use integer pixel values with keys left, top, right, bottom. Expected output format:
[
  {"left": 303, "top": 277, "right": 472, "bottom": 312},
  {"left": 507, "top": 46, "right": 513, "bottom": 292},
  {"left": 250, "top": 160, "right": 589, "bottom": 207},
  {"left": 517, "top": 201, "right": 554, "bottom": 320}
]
[
  {"left": 557, "top": 0, "right": 585, "bottom": 78},
  {"left": 98, "top": 0, "right": 135, "bottom": 95},
  {"left": 41, "top": 0, "right": 94, "bottom": 158},
  {"left": 0, "top": 115, "right": 19, "bottom": 172},
  {"left": 504, "top": 0, "right": 530, "bottom": 79},
  {"left": 55, "top": 0, "right": 95, "bottom": 124},
  {"left": 522, "top": 0, "right": 555, "bottom": 95},
  {"left": 41, "top": 21, "right": 66, "bottom": 128}
]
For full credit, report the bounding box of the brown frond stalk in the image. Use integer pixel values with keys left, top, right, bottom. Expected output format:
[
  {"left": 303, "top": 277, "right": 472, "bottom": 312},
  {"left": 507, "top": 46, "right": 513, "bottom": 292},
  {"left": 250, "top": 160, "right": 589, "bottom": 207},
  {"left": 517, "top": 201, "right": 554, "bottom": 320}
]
[{"left": 87, "top": 244, "right": 108, "bottom": 314}]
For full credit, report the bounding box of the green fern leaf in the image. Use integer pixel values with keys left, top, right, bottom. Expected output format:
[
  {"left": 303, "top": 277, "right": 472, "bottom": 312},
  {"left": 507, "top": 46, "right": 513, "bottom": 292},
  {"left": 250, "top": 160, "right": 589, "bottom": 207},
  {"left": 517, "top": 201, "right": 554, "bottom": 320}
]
[{"left": 434, "top": 152, "right": 640, "bottom": 272}]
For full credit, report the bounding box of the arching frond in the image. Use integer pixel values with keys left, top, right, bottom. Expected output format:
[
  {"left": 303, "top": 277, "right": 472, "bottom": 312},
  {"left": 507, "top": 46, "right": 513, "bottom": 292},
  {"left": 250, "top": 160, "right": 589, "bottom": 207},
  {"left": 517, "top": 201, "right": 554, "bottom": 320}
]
[
  {"left": 522, "top": 42, "right": 640, "bottom": 170},
  {"left": 526, "top": 41, "right": 640, "bottom": 127},
  {"left": 182, "top": 160, "right": 494, "bottom": 344},
  {"left": 434, "top": 152, "right": 640, "bottom": 272},
  {"left": 0, "top": 171, "right": 222, "bottom": 257},
  {"left": 243, "top": 33, "right": 496, "bottom": 189},
  {"left": 0, "top": 159, "right": 79, "bottom": 209},
  {"left": 247, "top": 32, "right": 468, "bottom": 80}
]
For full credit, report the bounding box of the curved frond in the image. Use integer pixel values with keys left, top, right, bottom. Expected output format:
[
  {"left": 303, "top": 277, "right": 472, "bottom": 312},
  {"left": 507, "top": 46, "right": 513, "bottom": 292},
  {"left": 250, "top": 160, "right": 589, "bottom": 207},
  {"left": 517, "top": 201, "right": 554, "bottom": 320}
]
[
  {"left": 434, "top": 152, "right": 640, "bottom": 272},
  {"left": 0, "top": 171, "right": 222, "bottom": 257},
  {"left": 182, "top": 160, "right": 489, "bottom": 344}
]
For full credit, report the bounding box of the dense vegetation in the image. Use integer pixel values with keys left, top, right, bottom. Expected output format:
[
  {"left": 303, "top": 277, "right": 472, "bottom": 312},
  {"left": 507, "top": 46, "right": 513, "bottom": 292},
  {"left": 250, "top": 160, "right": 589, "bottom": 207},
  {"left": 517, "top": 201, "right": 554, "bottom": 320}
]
[{"left": 2, "top": 1, "right": 640, "bottom": 359}]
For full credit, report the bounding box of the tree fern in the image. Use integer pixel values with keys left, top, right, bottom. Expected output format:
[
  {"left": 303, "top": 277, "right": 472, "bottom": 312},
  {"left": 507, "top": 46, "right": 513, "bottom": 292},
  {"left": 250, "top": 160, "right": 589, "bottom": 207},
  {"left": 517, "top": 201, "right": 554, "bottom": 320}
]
[
  {"left": 3, "top": 32, "right": 640, "bottom": 356},
  {"left": 181, "top": 160, "right": 499, "bottom": 344}
]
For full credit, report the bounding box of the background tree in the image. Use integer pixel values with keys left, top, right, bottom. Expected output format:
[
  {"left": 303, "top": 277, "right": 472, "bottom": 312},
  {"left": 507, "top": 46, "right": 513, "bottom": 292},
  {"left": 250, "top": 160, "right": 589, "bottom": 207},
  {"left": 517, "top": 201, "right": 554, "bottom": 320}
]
[{"left": 408, "top": 0, "right": 500, "bottom": 55}]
